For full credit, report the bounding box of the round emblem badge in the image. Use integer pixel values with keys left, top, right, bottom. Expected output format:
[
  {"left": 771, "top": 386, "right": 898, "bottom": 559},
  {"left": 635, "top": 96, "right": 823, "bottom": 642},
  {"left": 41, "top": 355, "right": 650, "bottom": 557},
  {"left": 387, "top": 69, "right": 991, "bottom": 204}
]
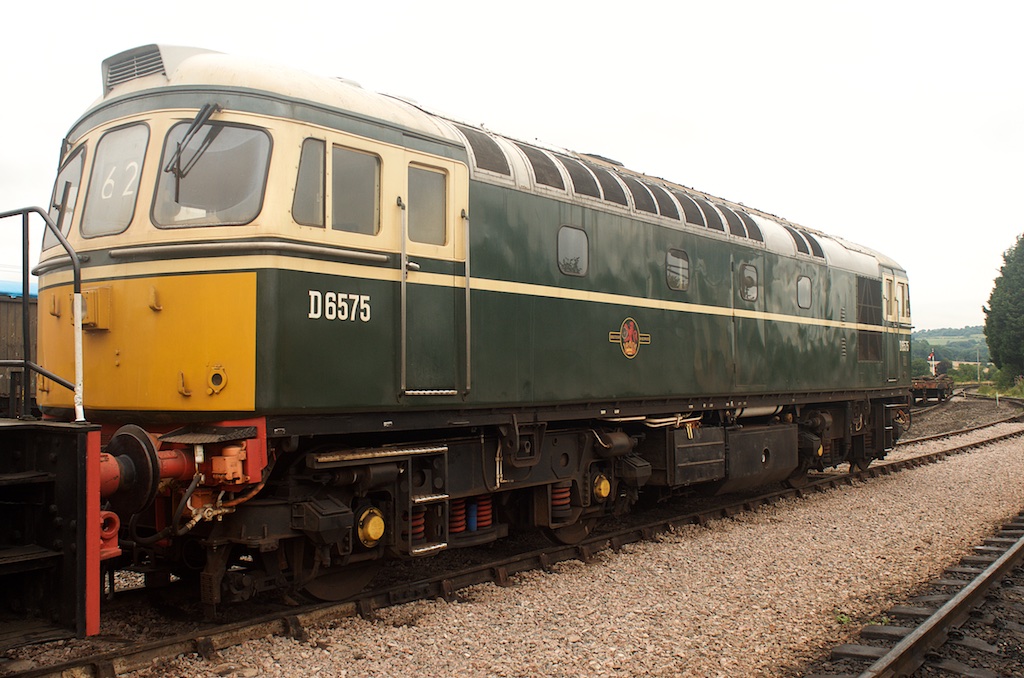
[
  {"left": 606, "top": 319, "right": 647, "bottom": 360},
  {"left": 608, "top": 317, "right": 651, "bottom": 359},
  {"left": 619, "top": 317, "right": 641, "bottom": 358}
]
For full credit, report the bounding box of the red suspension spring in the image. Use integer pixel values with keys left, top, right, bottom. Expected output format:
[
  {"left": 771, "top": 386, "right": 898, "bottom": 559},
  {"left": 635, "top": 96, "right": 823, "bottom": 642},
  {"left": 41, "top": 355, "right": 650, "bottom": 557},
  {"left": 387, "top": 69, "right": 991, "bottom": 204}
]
[
  {"left": 475, "top": 494, "right": 493, "bottom": 529},
  {"left": 411, "top": 509, "right": 426, "bottom": 542},
  {"left": 551, "top": 482, "right": 572, "bottom": 521},
  {"left": 450, "top": 498, "right": 467, "bottom": 534},
  {"left": 402, "top": 508, "right": 427, "bottom": 543}
]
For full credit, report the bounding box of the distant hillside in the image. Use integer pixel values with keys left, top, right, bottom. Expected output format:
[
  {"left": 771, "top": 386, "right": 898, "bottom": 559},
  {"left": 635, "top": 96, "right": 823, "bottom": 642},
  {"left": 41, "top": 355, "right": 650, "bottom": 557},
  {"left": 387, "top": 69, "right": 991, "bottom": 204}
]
[
  {"left": 912, "top": 326, "right": 988, "bottom": 362},
  {"left": 914, "top": 326, "right": 983, "bottom": 339}
]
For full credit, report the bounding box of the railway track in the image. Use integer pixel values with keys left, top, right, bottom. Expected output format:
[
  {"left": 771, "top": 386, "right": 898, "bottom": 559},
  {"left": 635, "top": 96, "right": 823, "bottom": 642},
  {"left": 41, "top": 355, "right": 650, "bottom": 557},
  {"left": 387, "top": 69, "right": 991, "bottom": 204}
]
[
  {"left": 907, "top": 388, "right": 966, "bottom": 418},
  {"left": 900, "top": 392, "right": 1023, "bottom": 445},
  {"left": 4, "top": 418, "right": 1024, "bottom": 678},
  {"left": 808, "top": 513, "right": 1024, "bottom": 677},
  {"left": 901, "top": 406, "right": 1022, "bottom": 446}
]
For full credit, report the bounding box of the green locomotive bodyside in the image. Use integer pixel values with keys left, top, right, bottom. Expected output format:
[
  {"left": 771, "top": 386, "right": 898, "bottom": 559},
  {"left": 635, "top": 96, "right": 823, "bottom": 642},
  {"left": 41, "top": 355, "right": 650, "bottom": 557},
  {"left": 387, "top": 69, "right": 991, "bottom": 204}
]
[
  {"left": 255, "top": 175, "right": 909, "bottom": 414},
  {"left": 42, "top": 49, "right": 910, "bottom": 419}
]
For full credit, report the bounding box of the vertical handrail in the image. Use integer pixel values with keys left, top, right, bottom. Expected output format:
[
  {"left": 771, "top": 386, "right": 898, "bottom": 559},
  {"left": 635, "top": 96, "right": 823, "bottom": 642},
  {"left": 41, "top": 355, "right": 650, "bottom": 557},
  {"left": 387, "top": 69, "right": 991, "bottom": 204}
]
[
  {"left": 398, "top": 195, "right": 462, "bottom": 398},
  {"left": 398, "top": 196, "right": 408, "bottom": 395},
  {"left": 0, "top": 193, "right": 85, "bottom": 421},
  {"left": 462, "top": 209, "right": 471, "bottom": 396},
  {"left": 20, "top": 211, "right": 31, "bottom": 416}
]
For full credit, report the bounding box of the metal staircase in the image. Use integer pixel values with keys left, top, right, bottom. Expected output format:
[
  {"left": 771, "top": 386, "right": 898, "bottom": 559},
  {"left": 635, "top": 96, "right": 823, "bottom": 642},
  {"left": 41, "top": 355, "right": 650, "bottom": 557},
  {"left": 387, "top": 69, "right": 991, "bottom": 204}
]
[
  {"left": 0, "top": 205, "right": 100, "bottom": 645},
  {"left": 0, "top": 420, "right": 98, "bottom": 646}
]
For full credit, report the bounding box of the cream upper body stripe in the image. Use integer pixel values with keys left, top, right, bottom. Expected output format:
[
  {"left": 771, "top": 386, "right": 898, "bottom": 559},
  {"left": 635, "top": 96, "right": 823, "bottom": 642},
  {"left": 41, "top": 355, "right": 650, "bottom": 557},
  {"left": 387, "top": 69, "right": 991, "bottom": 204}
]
[
  {"left": 38, "top": 254, "right": 908, "bottom": 334},
  {"left": 469, "top": 276, "right": 901, "bottom": 333}
]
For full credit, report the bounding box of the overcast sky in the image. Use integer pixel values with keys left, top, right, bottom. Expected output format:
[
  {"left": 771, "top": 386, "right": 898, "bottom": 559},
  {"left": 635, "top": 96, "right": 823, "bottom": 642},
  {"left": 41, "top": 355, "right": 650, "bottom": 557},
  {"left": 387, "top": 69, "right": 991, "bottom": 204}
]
[{"left": 2, "top": 0, "right": 1021, "bottom": 331}]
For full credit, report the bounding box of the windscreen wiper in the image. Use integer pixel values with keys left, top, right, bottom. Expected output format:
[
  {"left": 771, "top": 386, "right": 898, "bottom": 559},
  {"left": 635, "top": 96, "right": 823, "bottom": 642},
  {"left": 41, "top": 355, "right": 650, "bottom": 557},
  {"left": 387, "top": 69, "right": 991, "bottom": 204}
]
[{"left": 163, "top": 103, "right": 222, "bottom": 200}]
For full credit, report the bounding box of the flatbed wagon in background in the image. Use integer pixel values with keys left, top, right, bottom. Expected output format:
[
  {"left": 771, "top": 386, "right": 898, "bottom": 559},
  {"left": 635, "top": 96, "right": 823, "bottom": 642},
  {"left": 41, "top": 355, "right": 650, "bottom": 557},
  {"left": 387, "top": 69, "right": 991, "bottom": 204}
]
[{"left": 911, "top": 374, "right": 954, "bottom": 403}]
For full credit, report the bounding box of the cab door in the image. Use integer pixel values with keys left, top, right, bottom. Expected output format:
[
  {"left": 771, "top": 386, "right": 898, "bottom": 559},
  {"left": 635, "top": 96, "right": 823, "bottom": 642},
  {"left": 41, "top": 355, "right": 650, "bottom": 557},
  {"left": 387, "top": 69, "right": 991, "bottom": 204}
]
[
  {"left": 894, "top": 277, "right": 911, "bottom": 383},
  {"left": 882, "top": 269, "right": 899, "bottom": 383},
  {"left": 398, "top": 151, "right": 470, "bottom": 396},
  {"left": 732, "top": 251, "right": 765, "bottom": 390}
]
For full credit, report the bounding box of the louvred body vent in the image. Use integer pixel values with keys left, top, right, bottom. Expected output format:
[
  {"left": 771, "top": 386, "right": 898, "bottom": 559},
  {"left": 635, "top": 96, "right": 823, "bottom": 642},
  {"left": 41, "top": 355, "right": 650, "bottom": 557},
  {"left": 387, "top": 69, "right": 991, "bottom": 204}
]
[{"left": 103, "top": 45, "right": 165, "bottom": 93}]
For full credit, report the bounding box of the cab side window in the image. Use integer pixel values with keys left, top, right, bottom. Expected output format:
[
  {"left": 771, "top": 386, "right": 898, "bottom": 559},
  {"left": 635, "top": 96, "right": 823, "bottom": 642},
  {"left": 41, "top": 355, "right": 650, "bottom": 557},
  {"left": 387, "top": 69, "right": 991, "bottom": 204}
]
[{"left": 333, "top": 146, "right": 380, "bottom": 234}]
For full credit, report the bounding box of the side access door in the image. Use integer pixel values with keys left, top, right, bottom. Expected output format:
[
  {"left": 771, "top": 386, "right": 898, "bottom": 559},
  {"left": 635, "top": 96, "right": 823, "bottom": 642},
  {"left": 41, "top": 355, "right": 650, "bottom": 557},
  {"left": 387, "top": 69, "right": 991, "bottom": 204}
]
[
  {"left": 398, "top": 149, "right": 470, "bottom": 397},
  {"left": 731, "top": 251, "right": 766, "bottom": 391},
  {"left": 881, "top": 268, "right": 910, "bottom": 384}
]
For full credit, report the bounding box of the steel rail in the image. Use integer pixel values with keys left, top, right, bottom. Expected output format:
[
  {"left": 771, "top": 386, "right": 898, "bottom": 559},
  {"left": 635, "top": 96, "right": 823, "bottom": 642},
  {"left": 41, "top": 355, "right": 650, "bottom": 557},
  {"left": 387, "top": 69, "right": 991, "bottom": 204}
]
[
  {"left": 858, "top": 524, "right": 1024, "bottom": 677},
  {"left": 899, "top": 407, "right": 1023, "bottom": 445}
]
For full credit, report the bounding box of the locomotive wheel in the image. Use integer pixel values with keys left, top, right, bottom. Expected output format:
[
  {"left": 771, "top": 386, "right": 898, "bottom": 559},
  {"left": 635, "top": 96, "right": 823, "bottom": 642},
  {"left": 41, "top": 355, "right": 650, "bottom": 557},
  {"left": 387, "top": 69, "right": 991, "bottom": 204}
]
[
  {"left": 289, "top": 540, "right": 379, "bottom": 601},
  {"left": 849, "top": 457, "right": 872, "bottom": 472},
  {"left": 785, "top": 468, "right": 811, "bottom": 488},
  {"left": 546, "top": 517, "right": 599, "bottom": 545},
  {"left": 304, "top": 562, "right": 379, "bottom": 601}
]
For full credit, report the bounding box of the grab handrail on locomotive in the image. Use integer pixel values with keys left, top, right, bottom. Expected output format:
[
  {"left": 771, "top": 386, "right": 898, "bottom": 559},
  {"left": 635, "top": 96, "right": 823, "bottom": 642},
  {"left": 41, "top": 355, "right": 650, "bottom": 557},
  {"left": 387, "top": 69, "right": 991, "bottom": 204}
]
[
  {"left": 0, "top": 45, "right": 912, "bottom": 636},
  {"left": 0, "top": 202, "right": 86, "bottom": 420}
]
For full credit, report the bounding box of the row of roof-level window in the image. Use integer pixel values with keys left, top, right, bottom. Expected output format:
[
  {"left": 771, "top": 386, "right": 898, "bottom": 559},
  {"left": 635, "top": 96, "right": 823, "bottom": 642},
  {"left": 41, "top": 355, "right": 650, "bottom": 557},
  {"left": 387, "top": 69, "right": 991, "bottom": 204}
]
[
  {"left": 559, "top": 226, "right": 814, "bottom": 309},
  {"left": 455, "top": 123, "right": 826, "bottom": 259},
  {"left": 41, "top": 116, "right": 828, "bottom": 266}
]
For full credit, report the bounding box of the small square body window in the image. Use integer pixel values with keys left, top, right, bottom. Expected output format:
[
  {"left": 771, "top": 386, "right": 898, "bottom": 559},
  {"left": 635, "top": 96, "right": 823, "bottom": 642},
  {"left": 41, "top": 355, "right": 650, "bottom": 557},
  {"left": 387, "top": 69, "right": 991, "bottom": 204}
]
[
  {"left": 667, "top": 249, "right": 689, "bottom": 291},
  {"left": 797, "top": 275, "right": 812, "bottom": 309},
  {"left": 739, "top": 264, "right": 758, "bottom": 302},
  {"left": 558, "top": 226, "right": 588, "bottom": 276}
]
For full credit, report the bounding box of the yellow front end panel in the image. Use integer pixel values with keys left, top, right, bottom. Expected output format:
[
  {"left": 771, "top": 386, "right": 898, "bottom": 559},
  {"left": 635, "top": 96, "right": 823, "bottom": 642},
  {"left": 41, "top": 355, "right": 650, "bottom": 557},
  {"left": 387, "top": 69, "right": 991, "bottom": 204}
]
[{"left": 37, "top": 272, "right": 256, "bottom": 415}]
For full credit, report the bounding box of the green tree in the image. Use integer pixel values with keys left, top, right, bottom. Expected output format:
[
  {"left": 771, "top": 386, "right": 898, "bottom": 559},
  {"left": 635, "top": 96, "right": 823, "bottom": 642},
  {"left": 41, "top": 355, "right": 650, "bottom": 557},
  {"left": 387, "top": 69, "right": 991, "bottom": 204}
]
[
  {"left": 984, "top": 235, "right": 1024, "bottom": 378},
  {"left": 911, "top": 357, "right": 931, "bottom": 376},
  {"left": 947, "top": 362, "right": 984, "bottom": 383},
  {"left": 912, "top": 339, "right": 932, "bottom": 361}
]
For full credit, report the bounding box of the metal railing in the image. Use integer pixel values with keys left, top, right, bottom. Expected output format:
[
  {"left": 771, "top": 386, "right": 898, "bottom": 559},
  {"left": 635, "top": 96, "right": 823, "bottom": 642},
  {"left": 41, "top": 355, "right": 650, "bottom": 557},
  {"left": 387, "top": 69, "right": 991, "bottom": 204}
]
[{"left": 0, "top": 193, "right": 85, "bottom": 421}]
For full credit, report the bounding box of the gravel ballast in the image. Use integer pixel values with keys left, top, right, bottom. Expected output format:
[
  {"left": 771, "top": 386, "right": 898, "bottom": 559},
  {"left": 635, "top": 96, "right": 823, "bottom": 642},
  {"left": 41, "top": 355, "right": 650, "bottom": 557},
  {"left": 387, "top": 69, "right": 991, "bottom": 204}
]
[{"left": 127, "top": 422, "right": 1024, "bottom": 678}]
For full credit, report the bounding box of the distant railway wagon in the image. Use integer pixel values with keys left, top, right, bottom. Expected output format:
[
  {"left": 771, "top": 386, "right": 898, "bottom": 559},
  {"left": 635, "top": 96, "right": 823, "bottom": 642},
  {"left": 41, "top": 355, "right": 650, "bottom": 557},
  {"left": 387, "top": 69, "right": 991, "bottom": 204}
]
[
  {"left": 911, "top": 375, "right": 954, "bottom": 403},
  {"left": 0, "top": 45, "right": 911, "bottom": 637}
]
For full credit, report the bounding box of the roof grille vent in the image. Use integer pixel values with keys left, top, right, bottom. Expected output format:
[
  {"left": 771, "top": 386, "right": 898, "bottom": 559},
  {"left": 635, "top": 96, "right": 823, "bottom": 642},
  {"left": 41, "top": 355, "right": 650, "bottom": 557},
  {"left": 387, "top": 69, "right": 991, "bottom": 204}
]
[{"left": 103, "top": 45, "right": 166, "bottom": 93}]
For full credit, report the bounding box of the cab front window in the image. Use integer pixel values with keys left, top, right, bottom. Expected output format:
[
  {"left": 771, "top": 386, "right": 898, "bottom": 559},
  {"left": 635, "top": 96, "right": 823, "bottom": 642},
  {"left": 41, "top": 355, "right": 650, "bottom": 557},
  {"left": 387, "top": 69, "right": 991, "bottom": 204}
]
[
  {"left": 153, "top": 121, "right": 271, "bottom": 227},
  {"left": 81, "top": 123, "right": 149, "bottom": 237},
  {"left": 42, "top": 146, "right": 85, "bottom": 250}
]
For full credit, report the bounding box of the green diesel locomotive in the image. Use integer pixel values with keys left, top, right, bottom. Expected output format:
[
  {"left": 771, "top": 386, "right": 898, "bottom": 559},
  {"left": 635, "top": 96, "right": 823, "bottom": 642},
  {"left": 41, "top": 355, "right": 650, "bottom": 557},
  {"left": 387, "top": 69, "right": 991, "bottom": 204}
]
[{"left": 5, "top": 44, "right": 910, "bottom": 628}]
